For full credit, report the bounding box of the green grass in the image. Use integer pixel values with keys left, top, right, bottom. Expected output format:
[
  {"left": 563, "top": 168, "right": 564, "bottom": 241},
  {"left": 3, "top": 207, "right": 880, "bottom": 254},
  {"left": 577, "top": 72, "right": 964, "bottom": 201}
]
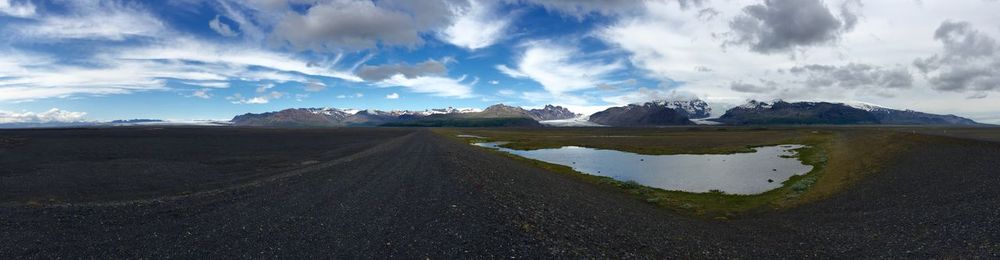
[{"left": 436, "top": 127, "right": 907, "bottom": 218}]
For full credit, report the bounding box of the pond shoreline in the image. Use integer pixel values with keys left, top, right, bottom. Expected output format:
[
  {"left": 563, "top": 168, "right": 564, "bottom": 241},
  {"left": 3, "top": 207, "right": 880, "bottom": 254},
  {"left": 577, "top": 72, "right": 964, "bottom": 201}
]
[{"left": 472, "top": 141, "right": 812, "bottom": 195}]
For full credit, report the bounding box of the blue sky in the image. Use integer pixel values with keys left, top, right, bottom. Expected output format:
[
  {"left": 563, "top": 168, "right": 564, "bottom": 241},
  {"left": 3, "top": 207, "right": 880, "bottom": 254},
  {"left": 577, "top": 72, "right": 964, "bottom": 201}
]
[{"left": 2, "top": 0, "right": 1000, "bottom": 123}]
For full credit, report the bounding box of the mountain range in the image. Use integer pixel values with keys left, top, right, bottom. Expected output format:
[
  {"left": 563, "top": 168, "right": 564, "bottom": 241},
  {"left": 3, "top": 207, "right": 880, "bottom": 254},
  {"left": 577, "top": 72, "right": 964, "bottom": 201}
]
[
  {"left": 589, "top": 102, "right": 693, "bottom": 127},
  {"left": 230, "top": 104, "right": 578, "bottom": 127},
  {"left": 847, "top": 102, "right": 979, "bottom": 125},
  {"left": 586, "top": 99, "right": 711, "bottom": 126},
  {"left": 1, "top": 99, "right": 982, "bottom": 129},
  {"left": 227, "top": 99, "right": 982, "bottom": 128},
  {"left": 717, "top": 100, "right": 981, "bottom": 126}
]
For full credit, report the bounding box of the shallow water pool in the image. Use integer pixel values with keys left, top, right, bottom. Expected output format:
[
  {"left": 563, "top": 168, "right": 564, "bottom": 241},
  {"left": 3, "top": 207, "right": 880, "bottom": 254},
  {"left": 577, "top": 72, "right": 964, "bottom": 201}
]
[{"left": 474, "top": 142, "right": 813, "bottom": 195}]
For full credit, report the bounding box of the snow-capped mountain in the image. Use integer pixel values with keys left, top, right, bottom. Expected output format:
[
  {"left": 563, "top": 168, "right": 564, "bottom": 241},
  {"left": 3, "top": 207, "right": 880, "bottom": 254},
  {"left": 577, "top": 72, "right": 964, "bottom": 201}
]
[
  {"left": 230, "top": 100, "right": 980, "bottom": 127},
  {"left": 719, "top": 100, "right": 980, "bottom": 125},
  {"left": 588, "top": 101, "right": 695, "bottom": 126},
  {"left": 420, "top": 107, "right": 482, "bottom": 115},
  {"left": 449, "top": 104, "right": 577, "bottom": 121},
  {"left": 720, "top": 100, "right": 878, "bottom": 125},
  {"left": 583, "top": 99, "right": 709, "bottom": 126},
  {"left": 842, "top": 102, "right": 979, "bottom": 125},
  {"left": 527, "top": 105, "right": 579, "bottom": 121},
  {"left": 231, "top": 105, "right": 567, "bottom": 127},
  {"left": 644, "top": 99, "right": 712, "bottom": 119}
]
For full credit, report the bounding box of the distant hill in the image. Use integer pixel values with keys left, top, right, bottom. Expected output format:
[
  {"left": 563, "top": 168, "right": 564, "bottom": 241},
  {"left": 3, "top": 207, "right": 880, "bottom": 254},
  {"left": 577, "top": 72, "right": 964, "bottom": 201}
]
[
  {"left": 460, "top": 104, "right": 533, "bottom": 119},
  {"left": 588, "top": 102, "right": 694, "bottom": 126},
  {"left": 380, "top": 104, "right": 573, "bottom": 127},
  {"left": 718, "top": 100, "right": 980, "bottom": 125},
  {"left": 231, "top": 108, "right": 350, "bottom": 127},
  {"left": 230, "top": 107, "right": 446, "bottom": 127},
  {"left": 452, "top": 104, "right": 577, "bottom": 121}
]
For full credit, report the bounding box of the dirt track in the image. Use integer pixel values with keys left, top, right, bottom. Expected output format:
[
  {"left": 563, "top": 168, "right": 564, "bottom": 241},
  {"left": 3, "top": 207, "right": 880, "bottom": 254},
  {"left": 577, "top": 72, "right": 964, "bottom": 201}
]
[{"left": 0, "top": 127, "right": 997, "bottom": 258}]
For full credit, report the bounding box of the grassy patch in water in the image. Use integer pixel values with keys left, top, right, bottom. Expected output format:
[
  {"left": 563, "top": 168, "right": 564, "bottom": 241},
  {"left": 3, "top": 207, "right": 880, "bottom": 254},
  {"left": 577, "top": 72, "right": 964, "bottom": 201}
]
[{"left": 436, "top": 127, "right": 908, "bottom": 218}]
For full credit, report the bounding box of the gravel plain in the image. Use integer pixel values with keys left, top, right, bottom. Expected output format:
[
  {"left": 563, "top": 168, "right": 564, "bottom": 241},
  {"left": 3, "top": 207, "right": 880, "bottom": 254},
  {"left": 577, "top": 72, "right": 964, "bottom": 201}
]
[{"left": 0, "top": 127, "right": 997, "bottom": 258}]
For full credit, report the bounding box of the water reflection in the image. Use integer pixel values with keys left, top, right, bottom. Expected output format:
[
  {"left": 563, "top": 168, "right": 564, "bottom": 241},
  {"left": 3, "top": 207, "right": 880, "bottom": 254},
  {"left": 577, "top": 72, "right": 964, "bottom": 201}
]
[{"left": 475, "top": 142, "right": 812, "bottom": 195}]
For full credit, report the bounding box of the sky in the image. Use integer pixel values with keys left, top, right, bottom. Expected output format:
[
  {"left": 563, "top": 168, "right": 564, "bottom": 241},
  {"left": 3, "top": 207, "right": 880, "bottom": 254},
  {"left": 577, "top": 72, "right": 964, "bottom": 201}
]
[{"left": 1, "top": 0, "right": 1000, "bottom": 123}]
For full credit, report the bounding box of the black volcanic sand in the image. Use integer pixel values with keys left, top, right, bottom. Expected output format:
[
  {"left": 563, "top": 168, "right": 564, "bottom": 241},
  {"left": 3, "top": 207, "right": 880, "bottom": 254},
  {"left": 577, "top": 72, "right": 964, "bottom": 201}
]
[
  {"left": 0, "top": 127, "right": 998, "bottom": 258},
  {"left": 0, "top": 127, "right": 410, "bottom": 203}
]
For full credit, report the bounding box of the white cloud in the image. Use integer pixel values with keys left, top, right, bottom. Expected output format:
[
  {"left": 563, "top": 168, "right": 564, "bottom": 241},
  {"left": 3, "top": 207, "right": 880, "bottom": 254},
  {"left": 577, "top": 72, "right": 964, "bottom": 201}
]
[
  {"left": 600, "top": 87, "right": 700, "bottom": 105},
  {"left": 227, "top": 93, "right": 270, "bottom": 104},
  {"left": 118, "top": 38, "right": 362, "bottom": 82},
  {"left": 513, "top": 0, "right": 645, "bottom": 18},
  {"left": 374, "top": 74, "right": 474, "bottom": 98},
  {"left": 498, "top": 41, "right": 624, "bottom": 94},
  {"left": 0, "top": 37, "right": 364, "bottom": 102},
  {"left": 256, "top": 83, "right": 275, "bottom": 93},
  {"left": 304, "top": 81, "right": 327, "bottom": 92},
  {"left": 598, "top": 0, "right": 1000, "bottom": 116},
  {"left": 518, "top": 91, "right": 592, "bottom": 108},
  {"left": 0, "top": 108, "right": 87, "bottom": 123},
  {"left": 489, "top": 80, "right": 500, "bottom": 85},
  {"left": 386, "top": 92, "right": 400, "bottom": 99},
  {"left": 440, "top": 0, "right": 509, "bottom": 50},
  {"left": 357, "top": 60, "right": 447, "bottom": 82},
  {"left": 191, "top": 89, "right": 212, "bottom": 99},
  {"left": 209, "top": 15, "right": 239, "bottom": 37},
  {"left": 0, "top": 53, "right": 178, "bottom": 101},
  {"left": 16, "top": 1, "right": 164, "bottom": 41},
  {"left": 214, "top": 0, "right": 267, "bottom": 40},
  {"left": 495, "top": 65, "right": 528, "bottom": 78},
  {"left": 268, "top": 0, "right": 455, "bottom": 51},
  {"left": 338, "top": 92, "right": 364, "bottom": 99},
  {"left": 181, "top": 81, "right": 230, "bottom": 88},
  {"left": 0, "top": 0, "right": 35, "bottom": 17},
  {"left": 240, "top": 97, "right": 268, "bottom": 104}
]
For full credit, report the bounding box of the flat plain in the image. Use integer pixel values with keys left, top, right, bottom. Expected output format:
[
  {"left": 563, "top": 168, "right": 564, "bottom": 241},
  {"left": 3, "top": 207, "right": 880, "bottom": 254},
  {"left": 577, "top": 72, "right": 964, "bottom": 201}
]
[{"left": 1, "top": 126, "right": 998, "bottom": 258}]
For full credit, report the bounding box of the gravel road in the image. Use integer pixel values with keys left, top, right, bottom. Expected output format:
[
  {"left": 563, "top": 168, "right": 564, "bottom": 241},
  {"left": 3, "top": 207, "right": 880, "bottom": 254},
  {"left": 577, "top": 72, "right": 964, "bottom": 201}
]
[{"left": 0, "top": 128, "right": 997, "bottom": 258}]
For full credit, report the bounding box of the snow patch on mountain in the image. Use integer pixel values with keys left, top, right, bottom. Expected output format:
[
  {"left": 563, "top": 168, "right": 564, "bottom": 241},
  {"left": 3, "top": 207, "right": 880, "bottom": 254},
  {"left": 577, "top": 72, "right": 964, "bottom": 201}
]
[
  {"left": 841, "top": 101, "right": 894, "bottom": 112},
  {"left": 631, "top": 99, "right": 712, "bottom": 119}
]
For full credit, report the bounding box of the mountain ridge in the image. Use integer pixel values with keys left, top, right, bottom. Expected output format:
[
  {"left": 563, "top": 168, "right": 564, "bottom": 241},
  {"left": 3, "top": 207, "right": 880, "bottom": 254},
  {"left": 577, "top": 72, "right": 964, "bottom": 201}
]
[
  {"left": 718, "top": 100, "right": 981, "bottom": 125},
  {"left": 226, "top": 100, "right": 984, "bottom": 127},
  {"left": 588, "top": 102, "right": 695, "bottom": 126},
  {"left": 230, "top": 104, "right": 576, "bottom": 127}
]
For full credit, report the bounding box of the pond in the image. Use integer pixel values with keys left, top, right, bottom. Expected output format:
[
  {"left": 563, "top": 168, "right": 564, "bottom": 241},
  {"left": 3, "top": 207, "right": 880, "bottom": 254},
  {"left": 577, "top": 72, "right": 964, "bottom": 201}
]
[{"left": 473, "top": 142, "right": 813, "bottom": 195}]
